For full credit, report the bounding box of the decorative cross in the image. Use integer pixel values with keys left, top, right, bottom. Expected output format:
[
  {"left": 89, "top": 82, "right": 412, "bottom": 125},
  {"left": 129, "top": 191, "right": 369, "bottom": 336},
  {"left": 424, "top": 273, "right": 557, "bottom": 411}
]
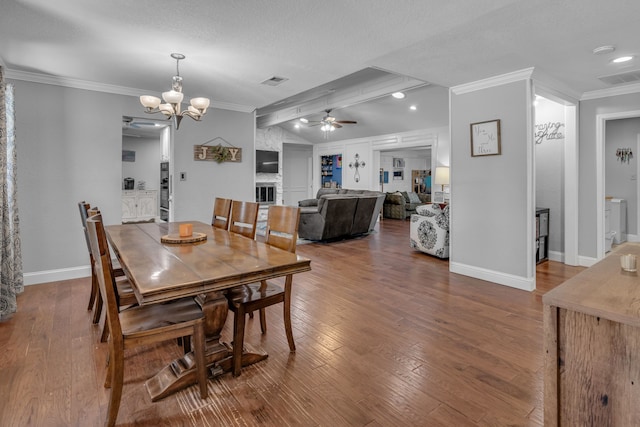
[{"left": 349, "top": 153, "right": 366, "bottom": 182}]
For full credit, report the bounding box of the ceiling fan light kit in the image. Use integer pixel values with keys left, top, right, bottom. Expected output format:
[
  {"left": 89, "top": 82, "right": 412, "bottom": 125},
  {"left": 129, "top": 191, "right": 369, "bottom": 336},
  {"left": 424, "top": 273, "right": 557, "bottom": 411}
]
[
  {"left": 139, "top": 53, "right": 210, "bottom": 129},
  {"left": 306, "top": 109, "right": 357, "bottom": 137}
]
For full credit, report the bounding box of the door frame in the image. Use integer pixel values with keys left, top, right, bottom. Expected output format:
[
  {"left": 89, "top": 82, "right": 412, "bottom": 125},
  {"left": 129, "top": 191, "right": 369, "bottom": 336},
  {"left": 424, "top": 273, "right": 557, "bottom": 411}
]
[{"left": 596, "top": 110, "right": 640, "bottom": 260}]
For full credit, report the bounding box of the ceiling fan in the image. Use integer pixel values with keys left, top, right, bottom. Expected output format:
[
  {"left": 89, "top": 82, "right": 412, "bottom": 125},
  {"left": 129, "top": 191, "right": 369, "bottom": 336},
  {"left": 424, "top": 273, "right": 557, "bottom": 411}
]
[
  {"left": 122, "top": 116, "right": 161, "bottom": 129},
  {"left": 307, "top": 109, "right": 357, "bottom": 132}
]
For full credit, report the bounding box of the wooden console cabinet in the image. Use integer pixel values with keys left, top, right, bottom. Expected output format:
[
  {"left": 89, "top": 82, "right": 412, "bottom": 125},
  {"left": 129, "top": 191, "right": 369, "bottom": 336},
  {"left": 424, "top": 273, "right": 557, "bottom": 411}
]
[{"left": 543, "top": 243, "right": 640, "bottom": 426}]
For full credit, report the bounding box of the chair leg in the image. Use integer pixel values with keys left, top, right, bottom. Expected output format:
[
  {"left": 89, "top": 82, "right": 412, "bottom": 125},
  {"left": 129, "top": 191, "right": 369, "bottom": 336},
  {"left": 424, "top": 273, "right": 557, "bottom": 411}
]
[
  {"left": 87, "top": 272, "right": 98, "bottom": 311},
  {"left": 283, "top": 275, "right": 296, "bottom": 352},
  {"left": 232, "top": 305, "right": 246, "bottom": 377},
  {"left": 105, "top": 345, "right": 125, "bottom": 427},
  {"left": 193, "top": 322, "right": 208, "bottom": 399},
  {"left": 100, "top": 319, "right": 110, "bottom": 343},
  {"left": 92, "top": 292, "right": 103, "bottom": 324},
  {"left": 182, "top": 336, "right": 191, "bottom": 355},
  {"left": 259, "top": 308, "right": 267, "bottom": 334}
]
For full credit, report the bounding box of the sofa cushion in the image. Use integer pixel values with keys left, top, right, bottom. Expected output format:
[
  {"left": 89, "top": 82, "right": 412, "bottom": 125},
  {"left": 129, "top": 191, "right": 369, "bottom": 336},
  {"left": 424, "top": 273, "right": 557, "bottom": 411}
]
[
  {"left": 298, "top": 198, "right": 318, "bottom": 207},
  {"left": 407, "top": 191, "right": 422, "bottom": 204},
  {"left": 401, "top": 191, "right": 411, "bottom": 203},
  {"left": 316, "top": 188, "right": 339, "bottom": 198},
  {"left": 385, "top": 192, "right": 404, "bottom": 205},
  {"left": 416, "top": 204, "right": 438, "bottom": 215}
]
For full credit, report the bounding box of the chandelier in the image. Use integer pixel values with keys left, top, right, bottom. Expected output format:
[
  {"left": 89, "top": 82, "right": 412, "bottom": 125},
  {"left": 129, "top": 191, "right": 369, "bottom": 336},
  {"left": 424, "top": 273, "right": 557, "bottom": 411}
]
[{"left": 139, "top": 53, "right": 210, "bottom": 129}]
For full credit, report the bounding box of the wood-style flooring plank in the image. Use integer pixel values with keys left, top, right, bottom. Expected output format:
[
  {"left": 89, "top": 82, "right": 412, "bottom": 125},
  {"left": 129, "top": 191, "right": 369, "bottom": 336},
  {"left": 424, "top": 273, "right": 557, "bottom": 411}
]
[{"left": 0, "top": 219, "right": 585, "bottom": 426}]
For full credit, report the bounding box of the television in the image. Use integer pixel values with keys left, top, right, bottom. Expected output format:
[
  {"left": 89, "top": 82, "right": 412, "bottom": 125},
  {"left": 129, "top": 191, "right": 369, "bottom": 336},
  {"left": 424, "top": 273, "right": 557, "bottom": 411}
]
[{"left": 256, "top": 150, "right": 279, "bottom": 173}]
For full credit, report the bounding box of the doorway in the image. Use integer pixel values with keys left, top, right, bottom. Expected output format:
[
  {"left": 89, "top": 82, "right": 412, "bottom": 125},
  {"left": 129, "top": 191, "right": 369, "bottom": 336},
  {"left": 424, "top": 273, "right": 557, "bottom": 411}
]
[
  {"left": 121, "top": 116, "right": 173, "bottom": 222},
  {"left": 282, "top": 143, "right": 313, "bottom": 205},
  {"left": 596, "top": 110, "right": 640, "bottom": 260},
  {"left": 533, "top": 86, "right": 578, "bottom": 267}
]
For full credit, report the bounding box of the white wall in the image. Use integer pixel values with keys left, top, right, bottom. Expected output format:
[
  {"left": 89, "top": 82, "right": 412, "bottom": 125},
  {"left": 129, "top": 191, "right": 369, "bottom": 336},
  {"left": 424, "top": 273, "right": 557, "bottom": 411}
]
[
  {"left": 380, "top": 150, "right": 430, "bottom": 193},
  {"left": 12, "top": 79, "right": 255, "bottom": 284},
  {"left": 312, "top": 128, "right": 447, "bottom": 194},
  {"left": 450, "top": 79, "right": 534, "bottom": 291}
]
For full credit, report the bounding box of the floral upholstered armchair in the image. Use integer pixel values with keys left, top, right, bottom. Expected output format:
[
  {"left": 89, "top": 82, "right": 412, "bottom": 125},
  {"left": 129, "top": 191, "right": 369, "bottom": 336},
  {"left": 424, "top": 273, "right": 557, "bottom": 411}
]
[{"left": 409, "top": 203, "right": 449, "bottom": 259}]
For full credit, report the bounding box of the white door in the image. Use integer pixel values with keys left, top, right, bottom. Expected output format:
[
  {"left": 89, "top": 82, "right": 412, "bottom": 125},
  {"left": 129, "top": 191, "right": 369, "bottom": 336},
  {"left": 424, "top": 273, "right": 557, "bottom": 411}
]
[{"left": 283, "top": 144, "right": 313, "bottom": 206}]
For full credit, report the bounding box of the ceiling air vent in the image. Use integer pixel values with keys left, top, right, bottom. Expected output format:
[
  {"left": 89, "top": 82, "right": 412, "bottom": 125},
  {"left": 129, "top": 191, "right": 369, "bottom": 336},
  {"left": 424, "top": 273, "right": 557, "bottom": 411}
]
[
  {"left": 598, "top": 69, "right": 640, "bottom": 85},
  {"left": 261, "top": 76, "right": 289, "bottom": 86}
]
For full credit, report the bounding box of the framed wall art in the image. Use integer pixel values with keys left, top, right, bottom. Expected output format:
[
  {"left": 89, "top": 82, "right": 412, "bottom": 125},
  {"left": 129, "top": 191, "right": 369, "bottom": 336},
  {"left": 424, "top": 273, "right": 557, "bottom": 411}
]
[{"left": 470, "top": 119, "right": 501, "bottom": 157}]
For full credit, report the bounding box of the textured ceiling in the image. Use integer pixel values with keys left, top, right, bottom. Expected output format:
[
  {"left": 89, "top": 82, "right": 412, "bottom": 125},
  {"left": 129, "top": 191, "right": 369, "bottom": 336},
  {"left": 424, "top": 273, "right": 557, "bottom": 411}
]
[{"left": 2, "top": 0, "right": 640, "bottom": 141}]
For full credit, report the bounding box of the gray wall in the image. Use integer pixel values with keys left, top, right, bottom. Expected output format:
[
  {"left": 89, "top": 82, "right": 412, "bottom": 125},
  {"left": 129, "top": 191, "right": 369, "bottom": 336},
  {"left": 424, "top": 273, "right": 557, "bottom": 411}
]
[
  {"left": 12, "top": 79, "right": 254, "bottom": 281},
  {"left": 122, "top": 135, "right": 162, "bottom": 191},
  {"left": 579, "top": 92, "right": 640, "bottom": 258},
  {"left": 450, "top": 80, "right": 531, "bottom": 279},
  {"left": 605, "top": 117, "right": 640, "bottom": 237}
]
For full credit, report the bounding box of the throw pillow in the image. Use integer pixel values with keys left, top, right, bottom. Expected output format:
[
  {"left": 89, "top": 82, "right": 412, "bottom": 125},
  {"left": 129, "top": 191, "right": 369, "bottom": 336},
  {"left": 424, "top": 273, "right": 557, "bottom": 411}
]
[
  {"left": 407, "top": 192, "right": 421, "bottom": 204},
  {"left": 401, "top": 191, "right": 410, "bottom": 203},
  {"left": 385, "top": 192, "right": 404, "bottom": 204}
]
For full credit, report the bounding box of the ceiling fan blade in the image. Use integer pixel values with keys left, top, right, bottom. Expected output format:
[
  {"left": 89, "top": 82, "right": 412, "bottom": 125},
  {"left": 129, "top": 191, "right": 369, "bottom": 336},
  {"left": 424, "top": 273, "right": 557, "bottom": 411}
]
[
  {"left": 333, "top": 123, "right": 343, "bottom": 129},
  {"left": 335, "top": 120, "right": 357, "bottom": 124}
]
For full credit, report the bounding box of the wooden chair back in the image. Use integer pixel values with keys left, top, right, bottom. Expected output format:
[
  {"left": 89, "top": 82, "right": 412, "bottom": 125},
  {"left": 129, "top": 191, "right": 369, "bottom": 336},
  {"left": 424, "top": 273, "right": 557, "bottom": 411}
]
[
  {"left": 265, "top": 205, "right": 300, "bottom": 253},
  {"left": 229, "top": 200, "right": 259, "bottom": 239},
  {"left": 212, "top": 197, "right": 232, "bottom": 230},
  {"left": 86, "top": 214, "right": 125, "bottom": 342},
  {"left": 78, "top": 201, "right": 92, "bottom": 254}
]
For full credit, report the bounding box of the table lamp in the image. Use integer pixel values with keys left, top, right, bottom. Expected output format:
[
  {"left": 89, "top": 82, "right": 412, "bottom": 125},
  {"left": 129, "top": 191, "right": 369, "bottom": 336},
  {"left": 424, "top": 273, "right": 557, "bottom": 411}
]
[{"left": 434, "top": 166, "right": 450, "bottom": 203}]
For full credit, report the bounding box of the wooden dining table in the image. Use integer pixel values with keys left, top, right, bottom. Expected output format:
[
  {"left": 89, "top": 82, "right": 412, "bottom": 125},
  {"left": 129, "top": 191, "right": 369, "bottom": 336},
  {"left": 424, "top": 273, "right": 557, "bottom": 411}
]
[{"left": 105, "top": 220, "right": 311, "bottom": 401}]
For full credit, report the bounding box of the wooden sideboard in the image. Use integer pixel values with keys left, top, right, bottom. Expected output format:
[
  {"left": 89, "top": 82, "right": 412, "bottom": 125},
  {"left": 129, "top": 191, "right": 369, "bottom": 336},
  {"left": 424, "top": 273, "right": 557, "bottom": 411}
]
[{"left": 542, "top": 243, "right": 640, "bottom": 426}]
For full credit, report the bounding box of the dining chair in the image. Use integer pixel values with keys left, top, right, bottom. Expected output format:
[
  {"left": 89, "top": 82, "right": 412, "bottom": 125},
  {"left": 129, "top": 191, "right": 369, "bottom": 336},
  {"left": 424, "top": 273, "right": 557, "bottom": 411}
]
[
  {"left": 226, "top": 205, "right": 301, "bottom": 376},
  {"left": 211, "top": 197, "right": 232, "bottom": 230},
  {"left": 228, "top": 200, "right": 259, "bottom": 239},
  {"left": 78, "top": 202, "right": 137, "bottom": 341},
  {"left": 86, "top": 214, "right": 208, "bottom": 427}
]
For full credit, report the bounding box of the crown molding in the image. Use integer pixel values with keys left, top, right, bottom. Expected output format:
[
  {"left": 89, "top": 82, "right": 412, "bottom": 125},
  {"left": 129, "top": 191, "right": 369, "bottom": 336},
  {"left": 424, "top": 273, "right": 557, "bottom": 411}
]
[
  {"left": 4, "top": 68, "right": 255, "bottom": 113},
  {"left": 451, "top": 68, "right": 535, "bottom": 95},
  {"left": 580, "top": 82, "right": 640, "bottom": 101}
]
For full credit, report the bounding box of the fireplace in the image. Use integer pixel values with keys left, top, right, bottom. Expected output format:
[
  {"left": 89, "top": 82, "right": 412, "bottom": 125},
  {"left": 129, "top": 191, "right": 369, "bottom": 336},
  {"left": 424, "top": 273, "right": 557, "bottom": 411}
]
[{"left": 256, "top": 183, "right": 276, "bottom": 205}]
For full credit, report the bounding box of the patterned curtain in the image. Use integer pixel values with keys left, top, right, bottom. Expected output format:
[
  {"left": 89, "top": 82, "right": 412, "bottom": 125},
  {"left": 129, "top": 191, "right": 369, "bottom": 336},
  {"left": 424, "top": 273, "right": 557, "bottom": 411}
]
[{"left": 0, "top": 66, "right": 24, "bottom": 321}]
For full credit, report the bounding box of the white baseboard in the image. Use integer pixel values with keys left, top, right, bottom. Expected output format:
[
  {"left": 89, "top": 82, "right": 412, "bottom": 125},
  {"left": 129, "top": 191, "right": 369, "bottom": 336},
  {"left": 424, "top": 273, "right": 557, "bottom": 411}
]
[
  {"left": 548, "top": 250, "right": 564, "bottom": 263},
  {"left": 449, "top": 262, "right": 535, "bottom": 292},
  {"left": 24, "top": 265, "right": 91, "bottom": 286},
  {"left": 578, "top": 256, "right": 599, "bottom": 267},
  {"left": 626, "top": 234, "right": 639, "bottom": 242}
]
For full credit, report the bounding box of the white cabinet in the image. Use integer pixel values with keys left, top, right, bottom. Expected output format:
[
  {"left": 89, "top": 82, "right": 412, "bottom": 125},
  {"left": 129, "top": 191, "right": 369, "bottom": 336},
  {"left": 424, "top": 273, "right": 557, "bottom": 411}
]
[{"left": 122, "top": 190, "right": 157, "bottom": 222}]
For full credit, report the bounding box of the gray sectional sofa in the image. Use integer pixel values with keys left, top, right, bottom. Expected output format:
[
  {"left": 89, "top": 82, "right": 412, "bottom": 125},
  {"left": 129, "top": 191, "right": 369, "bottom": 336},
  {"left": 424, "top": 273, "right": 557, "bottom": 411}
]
[{"left": 297, "top": 188, "right": 385, "bottom": 241}]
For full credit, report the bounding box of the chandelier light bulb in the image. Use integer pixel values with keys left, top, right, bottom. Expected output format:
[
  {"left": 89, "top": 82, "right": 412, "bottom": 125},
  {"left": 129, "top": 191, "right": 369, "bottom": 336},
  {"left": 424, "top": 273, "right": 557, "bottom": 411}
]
[{"left": 139, "top": 53, "right": 211, "bottom": 129}]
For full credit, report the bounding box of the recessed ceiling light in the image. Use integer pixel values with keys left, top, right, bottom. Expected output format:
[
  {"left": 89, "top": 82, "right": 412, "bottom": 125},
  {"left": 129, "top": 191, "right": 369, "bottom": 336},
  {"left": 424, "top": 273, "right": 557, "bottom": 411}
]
[
  {"left": 294, "top": 124, "right": 300, "bottom": 129},
  {"left": 612, "top": 56, "right": 634, "bottom": 63},
  {"left": 409, "top": 105, "right": 417, "bottom": 111},
  {"left": 593, "top": 45, "right": 616, "bottom": 55},
  {"left": 299, "top": 118, "right": 309, "bottom": 123},
  {"left": 392, "top": 92, "right": 405, "bottom": 99}
]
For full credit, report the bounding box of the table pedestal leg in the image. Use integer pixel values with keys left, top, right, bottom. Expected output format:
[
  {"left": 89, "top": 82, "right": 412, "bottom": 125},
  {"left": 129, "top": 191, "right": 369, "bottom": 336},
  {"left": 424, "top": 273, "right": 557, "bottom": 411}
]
[{"left": 144, "top": 290, "right": 267, "bottom": 401}]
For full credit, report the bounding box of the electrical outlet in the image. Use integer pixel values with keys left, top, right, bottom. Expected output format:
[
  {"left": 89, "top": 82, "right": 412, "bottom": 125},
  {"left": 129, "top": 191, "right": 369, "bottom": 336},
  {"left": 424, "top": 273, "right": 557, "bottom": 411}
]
[{"left": 180, "top": 172, "right": 187, "bottom": 181}]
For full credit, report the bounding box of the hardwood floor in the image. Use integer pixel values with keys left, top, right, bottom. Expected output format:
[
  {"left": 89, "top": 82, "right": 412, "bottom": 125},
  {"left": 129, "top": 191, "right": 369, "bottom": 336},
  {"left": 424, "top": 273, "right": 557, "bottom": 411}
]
[{"left": 0, "top": 219, "right": 583, "bottom": 426}]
